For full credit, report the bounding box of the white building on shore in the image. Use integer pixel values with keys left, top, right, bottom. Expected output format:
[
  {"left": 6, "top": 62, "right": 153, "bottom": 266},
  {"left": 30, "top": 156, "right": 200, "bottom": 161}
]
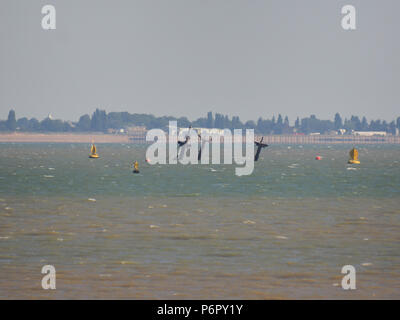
[{"left": 353, "top": 131, "right": 387, "bottom": 137}]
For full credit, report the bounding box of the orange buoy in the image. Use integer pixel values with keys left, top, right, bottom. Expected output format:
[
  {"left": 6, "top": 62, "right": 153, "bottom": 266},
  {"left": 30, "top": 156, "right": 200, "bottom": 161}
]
[{"left": 315, "top": 156, "right": 322, "bottom": 160}]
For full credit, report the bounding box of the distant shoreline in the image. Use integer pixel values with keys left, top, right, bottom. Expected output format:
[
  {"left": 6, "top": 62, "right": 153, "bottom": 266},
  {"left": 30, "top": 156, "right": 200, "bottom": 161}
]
[
  {"left": 0, "top": 133, "right": 130, "bottom": 143},
  {"left": 1, "top": 132, "right": 400, "bottom": 144}
]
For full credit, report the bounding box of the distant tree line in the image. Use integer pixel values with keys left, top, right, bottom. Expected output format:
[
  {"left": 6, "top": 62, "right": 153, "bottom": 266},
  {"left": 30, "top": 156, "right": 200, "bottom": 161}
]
[{"left": 1, "top": 109, "right": 400, "bottom": 135}]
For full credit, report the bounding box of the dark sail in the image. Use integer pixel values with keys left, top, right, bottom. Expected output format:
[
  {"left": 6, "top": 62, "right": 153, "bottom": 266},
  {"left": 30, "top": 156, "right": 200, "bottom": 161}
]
[{"left": 254, "top": 137, "right": 268, "bottom": 161}]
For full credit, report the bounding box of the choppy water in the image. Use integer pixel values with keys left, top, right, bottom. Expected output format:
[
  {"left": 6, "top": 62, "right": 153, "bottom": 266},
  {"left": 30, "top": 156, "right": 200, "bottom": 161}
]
[{"left": 0, "top": 143, "right": 400, "bottom": 299}]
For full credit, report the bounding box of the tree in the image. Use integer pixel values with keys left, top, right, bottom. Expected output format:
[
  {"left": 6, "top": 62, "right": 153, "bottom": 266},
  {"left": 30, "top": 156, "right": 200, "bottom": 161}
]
[
  {"left": 192, "top": 117, "right": 207, "bottom": 128},
  {"left": 223, "top": 115, "right": 230, "bottom": 128},
  {"left": 284, "top": 116, "right": 289, "bottom": 127},
  {"left": 107, "top": 112, "right": 125, "bottom": 129},
  {"left": 207, "top": 112, "right": 213, "bottom": 128},
  {"left": 2, "top": 108, "right": 398, "bottom": 135},
  {"left": 177, "top": 117, "right": 191, "bottom": 128},
  {"left": 6, "top": 109, "right": 17, "bottom": 131},
  {"left": 77, "top": 114, "right": 91, "bottom": 131},
  {"left": 40, "top": 118, "right": 65, "bottom": 132},
  {"left": 298, "top": 114, "right": 333, "bottom": 134},
  {"left": 274, "top": 114, "right": 284, "bottom": 134},
  {"left": 277, "top": 114, "right": 283, "bottom": 126},
  {"left": 389, "top": 121, "right": 396, "bottom": 135},
  {"left": 361, "top": 117, "right": 368, "bottom": 131},
  {"left": 295, "top": 117, "right": 300, "bottom": 129},
  {"left": 244, "top": 120, "right": 256, "bottom": 129},
  {"left": 370, "top": 119, "right": 384, "bottom": 131},
  {"left": 17, "top": 117, "right": 29, "bottom": 131},
  {"left": 350, "top": 115, "right": 361, "bottom": 131},
  {"left": 231, "top": 116, "right": 242, "bottom": 129},
  {"left": 0, "top": 121, "right": 7, "bottom": 131},
  {"left": 334, "top": 113, "right": 342, "bottom": 130},
  {"left": 29, "top": 118, "right": 40, "bottom": 131},
  {"left": 214, "top": 113, "right": 224, "bottom": 128},
  {"left": 343, "top": 118, "right": 355, "bottom": 132},
  {"left": 91, "top": 109, "right": 107, "bottom": 132},
  {"left": 256, "top": 117, "right": 263, "bottom": 133}
]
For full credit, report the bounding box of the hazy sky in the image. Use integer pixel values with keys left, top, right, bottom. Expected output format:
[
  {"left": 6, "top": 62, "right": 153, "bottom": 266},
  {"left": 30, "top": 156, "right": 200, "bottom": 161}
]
[{"left": 1, "top": 0, "right": 399, "bottom": 123}]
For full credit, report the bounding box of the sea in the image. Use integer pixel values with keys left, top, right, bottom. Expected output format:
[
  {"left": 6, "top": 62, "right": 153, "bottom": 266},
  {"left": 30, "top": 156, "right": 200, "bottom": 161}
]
[{"left": 0, "top": 143, "right": 399, "bottom": 299}]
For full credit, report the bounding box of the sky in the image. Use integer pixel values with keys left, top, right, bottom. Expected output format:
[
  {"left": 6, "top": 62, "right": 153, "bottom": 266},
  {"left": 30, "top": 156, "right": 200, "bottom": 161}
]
[{"left": 0, "top": 0, "right": 399, "bottom": 124}]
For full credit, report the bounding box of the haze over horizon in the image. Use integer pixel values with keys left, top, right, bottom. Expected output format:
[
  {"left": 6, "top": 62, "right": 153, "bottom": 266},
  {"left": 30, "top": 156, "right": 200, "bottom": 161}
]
[{"left": 1, "top": 0, "right": 399, "bottom": 123}]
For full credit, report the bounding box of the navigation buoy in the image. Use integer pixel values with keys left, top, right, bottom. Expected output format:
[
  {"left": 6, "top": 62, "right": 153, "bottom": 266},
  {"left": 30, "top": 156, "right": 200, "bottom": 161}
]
[
  {"left": 133, "top": 161, "right": 140, "bottom": 174},
  {"left": 89, "top": 143, "right": 99, "bottom": 158},
  {"left": 315, "top": 156, "right": 322, "bottom": 160},
  {"left": 348, "top": 147, "right": 360, "bottom": 164}
]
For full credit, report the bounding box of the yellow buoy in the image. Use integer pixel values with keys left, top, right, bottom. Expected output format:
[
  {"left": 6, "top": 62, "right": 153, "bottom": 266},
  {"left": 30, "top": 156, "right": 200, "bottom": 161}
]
[
  {"left": 89, "top": 143, "right": 99, "bottom": 159},
  {"left": 133, "top": 161, "right": 140, "bottom": 173},
  {"left": 348, "top": 147, "right": 360, "bottom": 164}
]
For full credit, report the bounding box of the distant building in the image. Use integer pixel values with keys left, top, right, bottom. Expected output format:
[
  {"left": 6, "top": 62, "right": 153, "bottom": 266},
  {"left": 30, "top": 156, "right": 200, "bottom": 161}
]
[
  {"left": 107, "top": 128, "right": 124, "bottom": 134},
  {"left": 353, "top": 131, "right": 387, "bottom": 137},
  {"left": 126, "top": 126, "right": 147, "bottom": 142},
  {"left": 282, "top": 126, "right": 293, "bottom": 135},
  {"left": 168, "top": 127, "right": 227, "bottom": 138},
  {"left": 193, "top": 128, "right": 227, "bottom": 137},
  {"left": 126, "top": 126, "right": 146, "bottom": 134},
  {"left": 326, "top": 130, "right": 338, "bottom": 135}
]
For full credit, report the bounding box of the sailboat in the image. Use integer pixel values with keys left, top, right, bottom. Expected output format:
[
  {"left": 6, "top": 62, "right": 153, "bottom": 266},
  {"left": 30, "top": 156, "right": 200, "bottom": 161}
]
[
  {"left": 348, "top": 147, "right": 360, "bottom": 164},
  {"left": 89, "top": 143, "right": 99, "bottom": 159}
]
